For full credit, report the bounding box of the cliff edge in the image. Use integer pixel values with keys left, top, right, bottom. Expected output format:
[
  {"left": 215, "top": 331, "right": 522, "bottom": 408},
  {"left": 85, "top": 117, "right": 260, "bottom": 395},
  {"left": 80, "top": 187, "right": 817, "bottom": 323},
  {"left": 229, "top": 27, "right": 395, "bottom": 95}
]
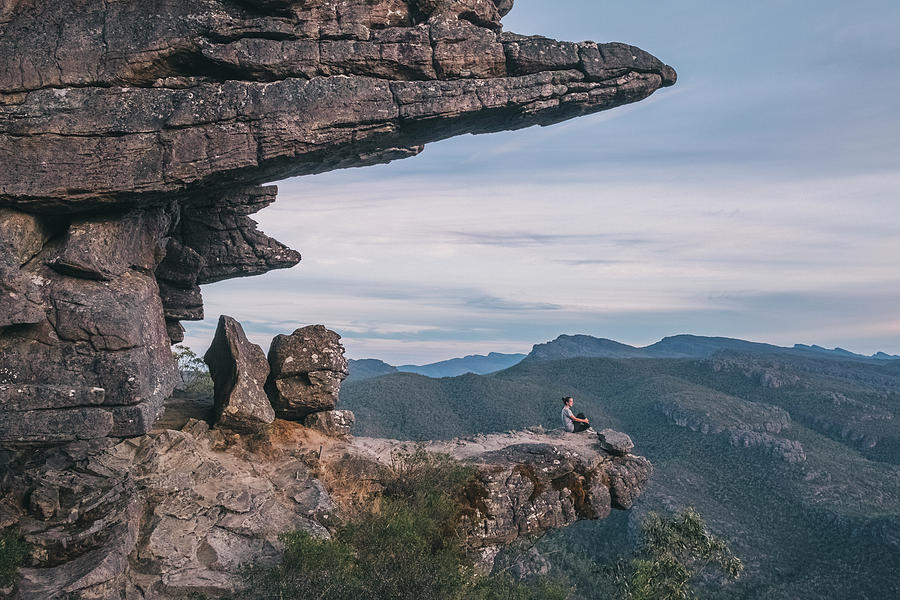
[{"left": 1, "top": 420, "right": 651, "bottom": 599}]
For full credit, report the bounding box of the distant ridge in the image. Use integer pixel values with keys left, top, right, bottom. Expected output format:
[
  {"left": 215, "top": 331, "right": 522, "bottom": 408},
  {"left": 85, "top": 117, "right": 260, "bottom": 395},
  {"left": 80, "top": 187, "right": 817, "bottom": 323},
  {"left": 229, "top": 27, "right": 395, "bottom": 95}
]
[
  {"left": 793, "top": 344, "right": 900, "bottom": 360},
  {"left": 348, "top": 353, "right": 527, "bottom": 382},
  {"left": 397, "top": 352, "right": 526, "bottom": 378},
  {"left": 526, "top": 334, "right": 899, "bottom": 362},
  {"left": 345, "top": 359, "right": 397, "bottom": 383},
  {"left": 348, "top": 336, "right": 897, "bottom": 383}
]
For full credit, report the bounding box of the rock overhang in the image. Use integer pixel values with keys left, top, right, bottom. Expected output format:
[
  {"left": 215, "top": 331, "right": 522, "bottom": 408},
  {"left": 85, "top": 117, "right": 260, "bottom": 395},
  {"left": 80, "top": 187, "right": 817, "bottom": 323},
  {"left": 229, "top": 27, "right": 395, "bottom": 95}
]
[
  {"left": 0, "top": 0, "right": 676, "bottom": 445},
  {"left": 0, "top": 0, "right": 676, "bottom": 211}
]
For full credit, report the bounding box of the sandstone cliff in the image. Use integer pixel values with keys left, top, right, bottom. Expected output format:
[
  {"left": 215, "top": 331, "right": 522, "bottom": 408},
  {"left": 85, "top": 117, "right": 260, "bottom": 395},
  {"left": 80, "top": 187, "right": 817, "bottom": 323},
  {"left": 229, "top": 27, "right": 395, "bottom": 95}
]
[
  {"left": 0, "top": 0, "right": 675, "bottom": 444},
  {"left": 1, "top": 419, "right": 651, "bottom": 599},
  {"left": 0, "top": 2, "right": 671, "bottom": 594}
]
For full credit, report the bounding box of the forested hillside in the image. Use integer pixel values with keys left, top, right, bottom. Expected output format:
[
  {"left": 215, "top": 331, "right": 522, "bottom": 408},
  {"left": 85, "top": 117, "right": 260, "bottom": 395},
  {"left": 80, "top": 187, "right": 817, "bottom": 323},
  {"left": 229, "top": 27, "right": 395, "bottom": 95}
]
[{"left": 341, "top": 353, "right": 900, "bottom": 599}]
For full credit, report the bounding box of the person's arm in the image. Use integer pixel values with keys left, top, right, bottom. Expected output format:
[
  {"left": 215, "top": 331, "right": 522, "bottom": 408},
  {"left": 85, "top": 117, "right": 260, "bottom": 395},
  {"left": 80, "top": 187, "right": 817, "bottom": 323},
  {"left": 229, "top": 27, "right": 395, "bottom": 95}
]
[{"left": 566, "top": 411, "right": 589, "bottom": 424}]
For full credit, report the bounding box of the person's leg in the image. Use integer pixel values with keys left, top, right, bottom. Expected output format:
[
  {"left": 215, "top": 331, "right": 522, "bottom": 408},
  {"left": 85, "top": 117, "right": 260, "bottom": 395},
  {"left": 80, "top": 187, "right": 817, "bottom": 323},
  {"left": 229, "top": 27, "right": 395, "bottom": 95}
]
[{"left": 574, "top": 413, "right": 589, "bottom": 432}]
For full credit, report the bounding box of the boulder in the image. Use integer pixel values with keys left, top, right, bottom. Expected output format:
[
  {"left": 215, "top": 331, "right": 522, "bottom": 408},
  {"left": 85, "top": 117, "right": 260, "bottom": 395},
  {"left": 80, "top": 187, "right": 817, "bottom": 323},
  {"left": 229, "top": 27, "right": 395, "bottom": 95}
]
[
  {"left": 204, "top": 315, "right": 275, "bottom": 433},
  {"left": 597, "top": 429, "right": 635, "bottom": 456},
  {"left": 47, "top": 209, "right": 170, "bottom": 280},
  {"left": 266, "top": 325, "right": 349, "bottom": 420},
  {"left": 305, "top": 410, "right": 356, "bottom": 438}
]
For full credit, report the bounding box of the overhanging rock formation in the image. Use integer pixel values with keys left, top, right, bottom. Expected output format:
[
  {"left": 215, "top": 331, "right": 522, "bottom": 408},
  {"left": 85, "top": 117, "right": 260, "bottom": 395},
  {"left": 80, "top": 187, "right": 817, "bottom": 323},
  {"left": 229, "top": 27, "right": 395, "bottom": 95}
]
[
  {"left": 0, "top": 0, "right": 675, "bottom": 444},
  {"left": 352, "top": 429, "right": 653, "bottom": 566}
]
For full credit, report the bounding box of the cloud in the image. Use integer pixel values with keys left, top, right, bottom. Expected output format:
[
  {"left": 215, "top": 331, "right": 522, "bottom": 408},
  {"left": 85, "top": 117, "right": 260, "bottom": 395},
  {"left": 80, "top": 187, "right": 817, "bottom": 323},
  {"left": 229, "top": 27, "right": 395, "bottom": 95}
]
[
  {"left": 181, "top": 166, "right": 900, "bottom": 363},
  {"left": 555, "top": 259, "right": 633, "bottom": 266},
  {"left": 446, "top": 231, "right": 652, "bottom": 248},
  {"left": 464, "top": 296, "right": 562, "bottom": 312}
]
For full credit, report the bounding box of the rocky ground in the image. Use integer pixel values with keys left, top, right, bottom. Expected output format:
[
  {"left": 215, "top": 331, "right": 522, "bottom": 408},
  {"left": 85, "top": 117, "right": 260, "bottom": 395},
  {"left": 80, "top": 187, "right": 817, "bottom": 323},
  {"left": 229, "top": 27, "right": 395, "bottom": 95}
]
[{"left": 0, "top": 391, "right": 650, "bottom": 599}]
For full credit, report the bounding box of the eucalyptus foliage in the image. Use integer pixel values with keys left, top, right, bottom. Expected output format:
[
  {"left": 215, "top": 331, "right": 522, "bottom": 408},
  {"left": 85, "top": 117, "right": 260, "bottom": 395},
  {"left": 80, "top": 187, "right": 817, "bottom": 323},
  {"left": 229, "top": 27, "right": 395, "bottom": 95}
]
[{"left": 621, "top": 508, "right": 743, "bottom": 600}]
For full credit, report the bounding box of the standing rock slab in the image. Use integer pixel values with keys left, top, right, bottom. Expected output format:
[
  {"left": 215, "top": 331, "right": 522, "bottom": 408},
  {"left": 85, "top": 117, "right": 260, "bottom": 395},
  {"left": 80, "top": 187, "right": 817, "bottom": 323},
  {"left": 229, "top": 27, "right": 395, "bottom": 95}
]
[
  {"left": 204, "top": 315, "right": 274, "bottom": 433},
  {"left": 265, "top": 325, "right": 349, "bottom": 420}
]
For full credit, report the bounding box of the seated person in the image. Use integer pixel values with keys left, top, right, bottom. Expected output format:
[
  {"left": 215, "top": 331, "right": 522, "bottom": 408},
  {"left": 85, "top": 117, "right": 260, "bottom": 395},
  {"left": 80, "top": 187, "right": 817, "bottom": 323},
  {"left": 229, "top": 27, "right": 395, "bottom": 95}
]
[{"left": 561, "top": 396, "right": 591, "bottom": 432}]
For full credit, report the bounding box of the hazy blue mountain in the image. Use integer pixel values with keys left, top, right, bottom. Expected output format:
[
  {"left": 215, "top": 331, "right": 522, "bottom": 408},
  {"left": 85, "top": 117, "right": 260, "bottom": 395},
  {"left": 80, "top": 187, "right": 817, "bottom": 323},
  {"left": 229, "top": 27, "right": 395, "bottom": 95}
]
[
  {"left": 527, "top": 333, "right": 899, "bottom": 362},
  {"left": 345, "top": 359, "right": 397, "bottom": 383},
  {"left": 794, "top": 343, "right": 900, "bottom": 360},
  {"left": 348, "top": 336, "right": 896, "bottom": 385},
  {"left": 341, "top": 351, "right": 900, "bottom": 599},
  {"left": 395, "top": 352, "right": 526, "bottom": 378}
]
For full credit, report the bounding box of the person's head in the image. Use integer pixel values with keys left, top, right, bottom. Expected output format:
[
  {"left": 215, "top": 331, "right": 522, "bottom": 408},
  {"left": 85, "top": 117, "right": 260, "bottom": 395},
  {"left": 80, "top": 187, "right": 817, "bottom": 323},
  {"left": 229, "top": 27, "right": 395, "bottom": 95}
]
[{"left": 562, "top": 396, "right": 574, "bottom": 407}]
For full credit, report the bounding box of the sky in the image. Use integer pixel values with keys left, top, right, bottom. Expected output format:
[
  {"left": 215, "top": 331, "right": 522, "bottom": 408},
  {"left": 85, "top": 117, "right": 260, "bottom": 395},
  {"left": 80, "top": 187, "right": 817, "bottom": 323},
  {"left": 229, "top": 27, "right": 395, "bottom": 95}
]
[{"left": 184, "top": 0, "right": 900, "bottom": 364}]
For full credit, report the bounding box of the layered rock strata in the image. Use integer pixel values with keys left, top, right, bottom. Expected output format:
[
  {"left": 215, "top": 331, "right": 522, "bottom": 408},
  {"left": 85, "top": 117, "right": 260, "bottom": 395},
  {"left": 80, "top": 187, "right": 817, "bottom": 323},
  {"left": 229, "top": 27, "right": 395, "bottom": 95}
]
[
  {"left": 0, "top": 208, "right": 178, "bottom": 443},
  {"left": 0, "top": 1, "right": 676, "bottom": 211},
  {"left": 0, "top": 0, "right": 674, "bottom": 444},
  {"left": 1, "top": 423, "right": 650, "bottom": 599},
  {"left": 658, "top": 394, "right": 807, "bottom": 463},
  {"left": 353, "top": 429, "right": 653, "bottom": 561}
]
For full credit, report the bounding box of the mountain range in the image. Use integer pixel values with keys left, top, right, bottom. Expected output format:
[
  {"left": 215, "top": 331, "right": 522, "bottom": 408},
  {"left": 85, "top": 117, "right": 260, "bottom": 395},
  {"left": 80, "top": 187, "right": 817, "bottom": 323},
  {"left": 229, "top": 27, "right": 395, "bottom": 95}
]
[
  {"left": 340, "top": 334, "right": 900, "bottom": 599},
  {"left": 348, "top": 334, "right": 898, "bottom": 383},
  {"left": 526, "top": 333, "right": 900, "bottom": 362},
  {"left": 347, "top": 352, "right": 526, "bottom": 382}
]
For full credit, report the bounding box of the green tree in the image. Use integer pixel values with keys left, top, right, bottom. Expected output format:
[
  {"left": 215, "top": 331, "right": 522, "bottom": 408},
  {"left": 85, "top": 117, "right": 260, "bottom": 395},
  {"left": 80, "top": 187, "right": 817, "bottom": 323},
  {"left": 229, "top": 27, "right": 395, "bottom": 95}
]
[
  {"left": 622, "top": 507, "right": 743, "bottom": 600},
  {"left": 172, "top": 344, "right": 213, "bottom": 395}
]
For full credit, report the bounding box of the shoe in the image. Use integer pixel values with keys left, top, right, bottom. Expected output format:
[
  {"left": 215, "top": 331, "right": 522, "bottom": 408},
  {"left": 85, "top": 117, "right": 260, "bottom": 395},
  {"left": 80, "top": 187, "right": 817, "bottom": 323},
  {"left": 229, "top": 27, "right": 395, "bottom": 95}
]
[{"left": 585, "top": 427, "right": 596, "bottom": 434}]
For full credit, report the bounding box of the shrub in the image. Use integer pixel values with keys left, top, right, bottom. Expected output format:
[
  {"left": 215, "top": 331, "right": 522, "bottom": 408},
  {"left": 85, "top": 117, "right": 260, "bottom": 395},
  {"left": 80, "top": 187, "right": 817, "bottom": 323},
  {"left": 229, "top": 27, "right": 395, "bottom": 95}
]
[{"left": 0, "top": 528, "right": 28, "bottom": 588}]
